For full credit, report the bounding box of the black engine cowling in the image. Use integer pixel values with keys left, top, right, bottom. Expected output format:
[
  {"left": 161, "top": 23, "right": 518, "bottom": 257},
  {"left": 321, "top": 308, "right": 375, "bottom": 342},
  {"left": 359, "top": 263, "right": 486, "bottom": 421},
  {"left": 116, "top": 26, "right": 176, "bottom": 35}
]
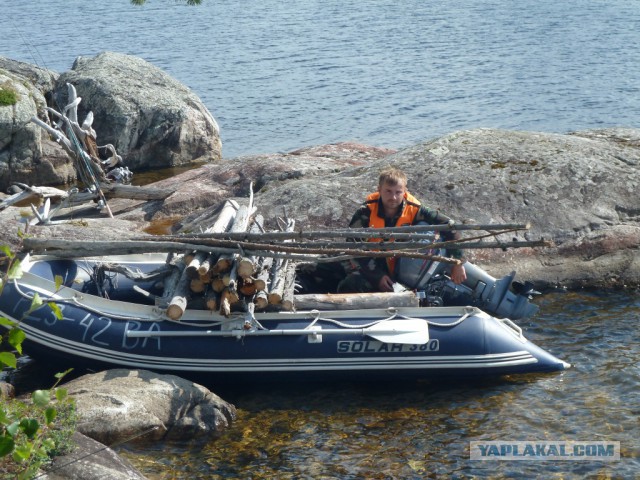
[{"left": 395, "top": 258, "right": 539, "bottom": 320}]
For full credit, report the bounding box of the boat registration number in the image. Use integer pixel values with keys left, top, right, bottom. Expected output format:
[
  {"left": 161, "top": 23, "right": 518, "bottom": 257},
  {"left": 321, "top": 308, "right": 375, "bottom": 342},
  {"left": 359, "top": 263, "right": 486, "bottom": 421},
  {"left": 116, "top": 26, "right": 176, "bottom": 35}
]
[{"left": 337, "top": 340, "right": 440, "bottom": 353}]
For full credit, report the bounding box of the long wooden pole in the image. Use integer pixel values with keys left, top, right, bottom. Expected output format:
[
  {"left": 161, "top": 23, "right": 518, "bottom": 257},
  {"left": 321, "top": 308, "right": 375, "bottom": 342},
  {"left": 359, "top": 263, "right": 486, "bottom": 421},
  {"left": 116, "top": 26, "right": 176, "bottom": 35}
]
[
  {"left": 142, "top": 223, "right": 531, "bottom": 242},
  {"left": 22, "top": 237, "right": 549, "bottom": 263}
]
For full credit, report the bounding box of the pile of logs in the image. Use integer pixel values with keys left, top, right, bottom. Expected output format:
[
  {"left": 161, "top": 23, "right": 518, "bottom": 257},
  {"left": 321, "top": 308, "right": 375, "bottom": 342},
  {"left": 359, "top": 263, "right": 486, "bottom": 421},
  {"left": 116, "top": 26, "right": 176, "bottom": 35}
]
[
  {"left": 160, "top": 199, "right": 302, "bottom": 319},
  {"left": 157, "top": 215, "right": 546, "bottom": 319}
]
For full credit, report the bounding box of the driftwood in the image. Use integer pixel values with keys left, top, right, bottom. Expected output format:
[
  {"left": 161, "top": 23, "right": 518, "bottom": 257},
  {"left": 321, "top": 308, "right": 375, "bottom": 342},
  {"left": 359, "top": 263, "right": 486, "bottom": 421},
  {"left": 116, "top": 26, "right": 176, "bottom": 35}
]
[
  {"left": 267, "top": 218, "right": 296, "bottom": 305},
  {"left": 220, "top": 289, "right": 237, "bottom": 317},
  {"left": 293, "top": 291, "right": 420, "bottom": 310},
  {"left": 7, "top": 185, "right": 174, "bottom": 226},
  {"left": 52, "top": 184, "right": 173, "bottom": 206},
  {"left": 44, "top": 84, "right": 113, "bottom": 217},
  {"left": 216, "top": 205, "right": 253, "bottom": 316},
  {"left": 0, "top": 185, "right": 69, "bottom": 211},
  {"left": 189, "top": 278, "right": 207, "bottom": 293},
  {"left": 100, "top": 184, "right": 174, "bottom": 201},
  {"left": 236, "top": 257, "right": 256, "bottom": 279},
  {"left": 215, "top": 200, "right": 256, "bottom": 316},
  {"left": 281, "top": 262, "right": 298, "bottom": 311},
  {"left": 208, "top": 200, "right": 240, "bottom": 233},
  {"left": 22, "top": 236, "right": 550, "bottom": 265},
  {"left": 213, "top": 203, "right": 249, "bottom": 274},
  {"left": 159, "top": 259, "right": 184, "bottom": 308},
  {"left": 17, "top": 200, "right": 549, "bottom": 317},
  {"left": 254, "top": 256, "right": 274, "bottom": 292},
  {"left": 178, "top": 199, "right": 239, "bottom": 235},
  {"left": 239, "top": 278, "right": 258, "bottom": 296},
  {"left": 165, "top": 203, "right": 241, "bottom": 319},
  {"left": 186, "top": 252, "right": 209, "bottom": 279},
  {"left": 211, "top": 276, "right": 226, "bottom": 293},
  {"left": 158, "top": 223, "right": 531, "bottom": 242},
  {"left": 237, "top": 215, "right": 264, "bottom": 280},
  {"left": 25, "top": 82, "right": 153, "bottom": 221},
  {"left": 142, "top": 225, "right": 544, "bottom": 259},
  {"left": 254, "top": 290, "right": 269, "bottom": 310},
  {"left": 166, "top": 264, "right": 192, "bottom": 320},
  {"left": 198, "top": 270, "right": 212, "bottom": 284},
  {"left": 198, "top": 254, "right": 215, "bottom": 277},
  {"left": 215, "top": 203, "right": 255, "bottom": 271},
  {"left": 212, "top": 255, "right": 233, "bottom": 274},
  {"left": 222, "top": 262, "right": 239, "bottom": 303},
  {"left": 267, "top": 261, "right": 287, "bottom": 305},
  {"left": 205, "top": 289, "right": 218, "bottom": 311}
]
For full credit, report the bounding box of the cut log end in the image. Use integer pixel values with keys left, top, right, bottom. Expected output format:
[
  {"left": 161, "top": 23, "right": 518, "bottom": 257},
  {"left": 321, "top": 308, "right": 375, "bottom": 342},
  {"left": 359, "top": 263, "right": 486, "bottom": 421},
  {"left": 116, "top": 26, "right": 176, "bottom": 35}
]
[{"left": 166, "top": 302, "right": 186, "bottom": 321}]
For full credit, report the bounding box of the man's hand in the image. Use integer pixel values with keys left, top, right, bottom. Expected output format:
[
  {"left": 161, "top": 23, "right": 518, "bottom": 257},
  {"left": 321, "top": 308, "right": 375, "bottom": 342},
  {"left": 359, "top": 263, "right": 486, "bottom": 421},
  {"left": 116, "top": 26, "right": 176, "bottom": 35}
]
[
  {"left": 378, "top": 275, "right": 395, "bottom": 292},
  {"left": 450, "top": 263, "right": 467, "bottom": 285}
]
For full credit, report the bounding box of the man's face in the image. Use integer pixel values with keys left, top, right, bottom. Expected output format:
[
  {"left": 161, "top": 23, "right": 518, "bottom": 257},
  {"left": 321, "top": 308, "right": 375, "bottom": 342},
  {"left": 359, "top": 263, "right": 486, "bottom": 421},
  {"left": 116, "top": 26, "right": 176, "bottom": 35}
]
[{"left": 378, "top": 180, "right": 406, "bottom": 212}]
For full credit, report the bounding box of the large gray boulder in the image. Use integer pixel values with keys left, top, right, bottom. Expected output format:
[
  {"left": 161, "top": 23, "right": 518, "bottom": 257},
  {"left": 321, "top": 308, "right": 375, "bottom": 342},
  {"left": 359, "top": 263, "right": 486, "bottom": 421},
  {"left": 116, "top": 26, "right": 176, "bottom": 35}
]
[
  {"left": 55, "top": 52, "right": 222, "bottom": 171},
  {"left": 0, "top": 59, "right": 74, "bottom": 190},
  {"left": 63, "top": 369, "right": 236, "bottom": 445}
]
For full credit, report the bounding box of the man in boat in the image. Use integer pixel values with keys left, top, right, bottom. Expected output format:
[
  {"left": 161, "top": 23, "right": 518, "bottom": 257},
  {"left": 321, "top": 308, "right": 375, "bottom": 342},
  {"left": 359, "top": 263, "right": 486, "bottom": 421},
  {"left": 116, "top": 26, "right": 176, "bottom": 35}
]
[{"left": 337, "top": 166, "right": 467, "bottom": 293}]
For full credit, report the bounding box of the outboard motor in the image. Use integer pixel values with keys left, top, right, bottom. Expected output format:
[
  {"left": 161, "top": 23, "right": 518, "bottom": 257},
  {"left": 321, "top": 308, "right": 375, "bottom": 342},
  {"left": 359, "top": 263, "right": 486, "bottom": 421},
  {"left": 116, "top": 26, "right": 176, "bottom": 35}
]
[{"left": 396, "top": 257, "right": 539, "bottom": 320}]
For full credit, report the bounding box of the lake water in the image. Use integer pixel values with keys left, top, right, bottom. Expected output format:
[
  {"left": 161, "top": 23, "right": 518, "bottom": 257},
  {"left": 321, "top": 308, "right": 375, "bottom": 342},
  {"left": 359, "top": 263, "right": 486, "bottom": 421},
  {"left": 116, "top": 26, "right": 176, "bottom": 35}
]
[
  {"left": 5, "top": 290, "right": 638, "bottom": 478},
  {"left": 3, "top": 0, "right": 639, "bottom": 159},
  {"left": 3, "top": 1, "right": 639, "bottom": 478},
  {"left": 113, "top": 290, "right": 639, "bottom": 479}
]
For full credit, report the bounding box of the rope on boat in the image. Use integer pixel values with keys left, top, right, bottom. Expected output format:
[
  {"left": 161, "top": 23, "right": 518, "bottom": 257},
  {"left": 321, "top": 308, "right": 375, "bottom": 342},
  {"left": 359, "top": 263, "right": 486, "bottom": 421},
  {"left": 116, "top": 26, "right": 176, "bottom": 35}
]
[
  {"left": 12, "top": 280, "right": 476, "bottom": 331},
  {"left": 12, "top": 280, "right": 165, "bottom": 322},
  {"left": 301, "top": 307, "right": 474, "bottom": 330}
]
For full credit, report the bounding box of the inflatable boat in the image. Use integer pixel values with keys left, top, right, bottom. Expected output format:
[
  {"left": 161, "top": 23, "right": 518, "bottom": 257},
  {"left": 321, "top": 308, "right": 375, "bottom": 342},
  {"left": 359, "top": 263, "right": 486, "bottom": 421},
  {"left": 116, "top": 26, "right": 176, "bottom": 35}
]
[{"left": 0, "top": 253, "right": 569, "bottom": 380}]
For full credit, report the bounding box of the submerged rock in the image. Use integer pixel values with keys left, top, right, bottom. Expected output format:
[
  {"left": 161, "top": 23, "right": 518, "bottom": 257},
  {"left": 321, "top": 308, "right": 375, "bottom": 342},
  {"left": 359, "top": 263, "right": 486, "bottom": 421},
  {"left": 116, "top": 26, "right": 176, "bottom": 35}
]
[{"left": 40, "top": 432, "right": 147, "bottom": 480}]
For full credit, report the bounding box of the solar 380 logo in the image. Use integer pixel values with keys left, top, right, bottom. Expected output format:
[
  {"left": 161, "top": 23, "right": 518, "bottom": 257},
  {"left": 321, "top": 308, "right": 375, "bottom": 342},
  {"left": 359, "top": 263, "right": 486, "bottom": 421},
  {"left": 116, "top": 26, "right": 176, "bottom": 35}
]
[{"left": 337, "top": 339, "right": 439, "bottom": 353}]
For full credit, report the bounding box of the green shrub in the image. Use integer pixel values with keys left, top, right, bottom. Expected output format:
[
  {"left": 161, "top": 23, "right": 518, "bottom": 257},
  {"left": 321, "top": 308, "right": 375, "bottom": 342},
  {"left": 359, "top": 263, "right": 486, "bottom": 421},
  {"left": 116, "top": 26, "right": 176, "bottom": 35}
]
[
  {"left": 0, "top": 382, "right": 77, "bottom": 480},
  {"left": 0, "top": 83, "right": 18, "bottom": 107},
  {"left": 1, "top": 241, "right": 75, "bottom": 480}
]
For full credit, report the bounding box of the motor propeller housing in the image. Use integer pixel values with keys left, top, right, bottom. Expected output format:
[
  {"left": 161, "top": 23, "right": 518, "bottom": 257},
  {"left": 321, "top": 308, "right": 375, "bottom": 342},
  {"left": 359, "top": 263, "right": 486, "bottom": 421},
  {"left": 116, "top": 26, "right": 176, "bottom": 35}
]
[{"left": 396, "top": 258, "right": 539, "bottom": 320}]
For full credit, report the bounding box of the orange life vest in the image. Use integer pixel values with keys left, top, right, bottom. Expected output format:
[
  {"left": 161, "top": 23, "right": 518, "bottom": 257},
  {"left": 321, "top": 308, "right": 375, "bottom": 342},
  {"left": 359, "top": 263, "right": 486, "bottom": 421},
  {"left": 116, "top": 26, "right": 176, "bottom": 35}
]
[{"left": 365, "top": 191, "right": 421, "bottom": 273}]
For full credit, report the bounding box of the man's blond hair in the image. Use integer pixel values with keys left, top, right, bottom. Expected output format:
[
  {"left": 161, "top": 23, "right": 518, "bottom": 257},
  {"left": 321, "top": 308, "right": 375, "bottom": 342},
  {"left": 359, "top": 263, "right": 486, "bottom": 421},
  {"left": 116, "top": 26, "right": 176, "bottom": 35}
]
[{"left": 378, "top": 166, "right": 407, "bottom": 188}]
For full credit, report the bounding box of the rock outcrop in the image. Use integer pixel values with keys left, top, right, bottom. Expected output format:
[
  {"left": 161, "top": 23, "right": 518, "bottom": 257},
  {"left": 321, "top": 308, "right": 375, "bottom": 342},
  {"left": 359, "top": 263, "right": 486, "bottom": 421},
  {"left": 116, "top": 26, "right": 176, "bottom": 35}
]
[
  {"left": 248, "top": 128, "right": 640, "bottom": 288},
  {"left": 54, "top": 52, "right": 222, "bottom": 171},
  {"left": 63, "top": 369, "right": 236, "bottom": 445},
  {"left": 143, "top": 141, "right": 396, "bottom": 220},
  {"left": 1, "top": 126, "right": 638, "bottom": 289},
  {"left": 0, "top": 53, "right": 222, "bottom": 191},
  {"left": 0, "top": 59, "right": 74, "bottom": 188},
  {"left": 121, "top": 129, "right": 640, "bottom": 289}
]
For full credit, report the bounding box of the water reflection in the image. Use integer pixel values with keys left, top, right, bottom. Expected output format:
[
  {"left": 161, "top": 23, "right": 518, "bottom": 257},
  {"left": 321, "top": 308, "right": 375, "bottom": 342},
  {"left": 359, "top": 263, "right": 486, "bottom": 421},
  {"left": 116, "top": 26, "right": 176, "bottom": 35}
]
[{"left": 116, "top": 291, "right": 639, "bottom": 479}]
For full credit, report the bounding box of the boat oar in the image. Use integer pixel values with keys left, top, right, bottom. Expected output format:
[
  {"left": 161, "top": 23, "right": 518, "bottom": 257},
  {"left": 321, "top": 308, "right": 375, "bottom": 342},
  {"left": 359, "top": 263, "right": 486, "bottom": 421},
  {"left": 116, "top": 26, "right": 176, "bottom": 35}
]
[
  {"left": 362, "top": 319, "right": 430, "bottom": 344},
  {"left": 126, "top": 319, "right": 430, "bottom": 345}
]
